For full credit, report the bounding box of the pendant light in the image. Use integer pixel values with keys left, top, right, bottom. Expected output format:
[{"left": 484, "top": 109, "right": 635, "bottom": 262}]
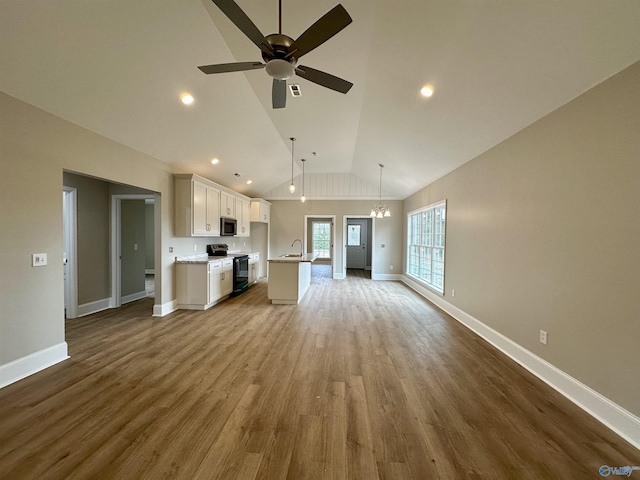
[
  {"left": 300, "top": 158, "right": 306, "bottom": 203},
  {"left": 289, "top": 137, "right": 296, "bottom": 194},
  {"left": 370, "top": 163, "right": 391, "bottom": 218}
]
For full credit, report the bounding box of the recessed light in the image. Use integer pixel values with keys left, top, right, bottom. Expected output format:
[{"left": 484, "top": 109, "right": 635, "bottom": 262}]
[
  {"left": 211, "top": 158, "right": 219, "bottom": 165},
  {"left": 420, "top": 86, "right": 433, "bottom": 98},
  {"left": 181, "top": 94, "right": 194, "bottom": 105},
  {"left": 246, "top": 180, "right": 253, "bottom": 185}
]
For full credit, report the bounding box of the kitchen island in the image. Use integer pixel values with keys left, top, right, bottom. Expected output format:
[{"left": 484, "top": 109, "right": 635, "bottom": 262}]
[{"left": 268, "top": 253, "right": 320, "bottom": 305}]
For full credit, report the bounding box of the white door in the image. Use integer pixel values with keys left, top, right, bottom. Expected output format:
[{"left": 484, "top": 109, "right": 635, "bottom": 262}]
[
  {"left": 346, "top": 219, "right": 367, "bottom": 269},
  {"left": 62, "top": 187, "right": 78, "bottom": 318}
]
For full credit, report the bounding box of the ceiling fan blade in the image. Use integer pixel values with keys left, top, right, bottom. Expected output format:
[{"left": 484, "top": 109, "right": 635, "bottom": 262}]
[
  {"left": 212, "top": 0, "right": 273, "bottom": 55},
  {"left": 295, "top": 65, "right": 353, "bottom": 94},
  {"left": 198, "top": 62, "right": 265, "bottom": 74},
  {"left": 287, "top": 4, "right": 352, "bottom": 59},
  {"left": 272, "top": 79, "right": 287, "bottom": 109}
]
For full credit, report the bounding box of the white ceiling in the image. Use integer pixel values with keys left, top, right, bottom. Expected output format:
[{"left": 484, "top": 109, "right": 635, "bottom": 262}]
[{"left": 2, "top": 0, "right": 639, "bottom": 198}]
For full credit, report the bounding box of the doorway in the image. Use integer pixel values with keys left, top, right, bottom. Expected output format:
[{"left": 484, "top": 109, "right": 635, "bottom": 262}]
[
  {"left": 304, "top": 215, "right": 336, "bottom": 279},
  {"left": 111, "top": 194, "right": 155, "bottom": 308},
  {"left": 344, "top": 216, "right": 373, "bottom": 278}
]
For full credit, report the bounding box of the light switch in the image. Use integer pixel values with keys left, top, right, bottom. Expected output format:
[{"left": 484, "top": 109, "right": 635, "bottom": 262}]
[{"left": 32, "top": 253, "right": 47, "bottom": 267}]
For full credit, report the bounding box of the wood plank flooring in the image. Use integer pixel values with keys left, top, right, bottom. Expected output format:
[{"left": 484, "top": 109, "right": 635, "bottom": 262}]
[{"left": 0, "top": 268, "right": 638, "bottom": 479}]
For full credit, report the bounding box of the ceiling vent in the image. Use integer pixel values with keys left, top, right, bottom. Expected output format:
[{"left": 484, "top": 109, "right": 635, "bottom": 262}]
[{"left": 289, "top": 84, "right": 302, "bottom": 97}]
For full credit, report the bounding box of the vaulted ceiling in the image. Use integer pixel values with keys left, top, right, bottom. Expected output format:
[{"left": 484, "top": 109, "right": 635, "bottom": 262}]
[{"left": 2, "top": 0, "right": 639, "bottom": 199}]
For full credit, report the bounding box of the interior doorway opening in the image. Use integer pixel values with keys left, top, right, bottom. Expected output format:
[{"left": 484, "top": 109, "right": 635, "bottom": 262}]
[
  {"left": 304, "top": 215, "right": 336, "bottom": 279},
  {"left": 343, "top": 216, "right": 373, "bottom": 279}
]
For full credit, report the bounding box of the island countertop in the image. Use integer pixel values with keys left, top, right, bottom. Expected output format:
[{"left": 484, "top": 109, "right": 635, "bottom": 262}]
[{"left": 268, "top": 253, "right": 320, "bottom": 263}]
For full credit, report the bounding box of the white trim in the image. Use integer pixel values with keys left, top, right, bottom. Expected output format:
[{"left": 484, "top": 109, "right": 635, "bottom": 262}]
[
  {"left": 153, "top": 299, "right": 178, "bottom": 317},
  {"left": 77, "top": 297, "right": 113, "bottom": 317},
  {"left": 145, "top": 269, "right": 155, "bottom": 275},
  {"left": 0, "top": 343, "right": 69, "bottom": 389},
  {"left": 121, "top": 290, "right": 148, "bottom": 305},
  {"left": 333, "top": 273, "right": 345, "bottom": 280},
  {"left": 372, "top": 273, "right": 402, "bottom": 281},
  {"left": 401, "top": 274, "right": 640, "bottom": 450},
  {"left": 265, "top": 196, "right": 402, "bottom": 201}
]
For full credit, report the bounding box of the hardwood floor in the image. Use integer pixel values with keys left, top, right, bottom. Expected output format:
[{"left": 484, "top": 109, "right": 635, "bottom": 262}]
[{"left": 0, "top": 273, "right": 637, "bottom": 479}]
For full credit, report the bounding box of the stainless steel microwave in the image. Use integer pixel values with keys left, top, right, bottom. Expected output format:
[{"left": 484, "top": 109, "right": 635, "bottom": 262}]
[{"left": 220, "top": 217, "right": 237, "bottom": 236}]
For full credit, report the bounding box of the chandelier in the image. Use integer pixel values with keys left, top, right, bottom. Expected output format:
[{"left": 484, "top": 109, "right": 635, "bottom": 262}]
[{"left": 370, "top": 163, "right": 390, "bottom": 218}]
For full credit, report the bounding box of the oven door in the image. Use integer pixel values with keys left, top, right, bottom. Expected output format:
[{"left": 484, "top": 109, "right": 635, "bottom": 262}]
[{"left": 232, "top": 255, "right": 249, "bottom": 295}]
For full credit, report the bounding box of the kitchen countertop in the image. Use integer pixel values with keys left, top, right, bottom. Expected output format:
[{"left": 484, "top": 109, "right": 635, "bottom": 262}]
[
  {"left": 268, "top": 253, "right": 320, "bottom": 263},
  {"left": 175, "top": 253, "right": 257, "bottom": 264}
]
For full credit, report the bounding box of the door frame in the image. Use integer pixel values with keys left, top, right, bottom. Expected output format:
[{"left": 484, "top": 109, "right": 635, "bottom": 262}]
[
  {"left": 303, "top": 215, "right": 336, "bottom": 278},
  {"left": 111, "top": 194, "right": 155, "bottom": 308},
  {"left": 342, "top": 215, "right": 375, "bottom": 279},
  {"left": 62, "top": 186, "right": 78, "bottom": 319}
]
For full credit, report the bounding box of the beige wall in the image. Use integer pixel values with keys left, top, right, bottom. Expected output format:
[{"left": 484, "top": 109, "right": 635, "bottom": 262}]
[
  {"left": 1, "top": 92, "right": 188, "bottom": 365},
  {"left": 404, "top": 62, "right": 640, "bottom": 415},
  {"left": 269, "top": 199, "right": 403, "bottom": 277}
]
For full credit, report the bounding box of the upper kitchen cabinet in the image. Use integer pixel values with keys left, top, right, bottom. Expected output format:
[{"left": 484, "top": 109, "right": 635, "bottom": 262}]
[
  {"left": 175, "top": 174, "right": 220, "bottom": 237},
  {"left": 220, "top": 191, "right": 236, "bottom": 218},
  {"left": 236, "top": 197, "right": 251, "bottom": 237},
  {"left": 250, "top": 199, "right": 271, "bottom": 224}
]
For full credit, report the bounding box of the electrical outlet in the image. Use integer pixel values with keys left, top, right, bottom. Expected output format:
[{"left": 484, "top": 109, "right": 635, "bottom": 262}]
[
  {"left": 32, "top": 253, "right": 47, "bottom": 267},
  {"left": 134, "top": 243, "right": 138, "bottom": 251},
  {"left": 381, "top": 243, "right": 385, "bottom": 248},
  {"left": 451, "top": 289, "right": 455, "bottom": 297},
  {"left": 540, "top": 330, "right": 548, "bottom": 346},
  {"left": 389, "top": 264, "right": 393, "bottom": 270},
  {"left": 193, "top": 245, "right": 198, "bottom": 252},
  {"left": 169, "top": 247, "right": 173, "bottom": 253}
]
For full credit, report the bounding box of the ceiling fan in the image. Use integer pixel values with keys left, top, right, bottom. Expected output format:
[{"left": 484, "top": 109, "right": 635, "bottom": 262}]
[{"left": 198, "top": 0, "right": 354, "bottom": 109}]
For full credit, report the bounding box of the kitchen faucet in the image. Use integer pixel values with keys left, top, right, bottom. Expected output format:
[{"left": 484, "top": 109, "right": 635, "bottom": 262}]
[{"left": 291, "top": 239, "right": 303, "bottom": 256}]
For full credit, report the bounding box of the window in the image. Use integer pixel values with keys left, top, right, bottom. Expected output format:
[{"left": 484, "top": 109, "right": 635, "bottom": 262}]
[
  {"left": 312, "top": 222, "right": 331, "bottom": 258},
  {"left": 407, "top": 200, "right": 446, "bottom": 293},
  {"left": 347, "top": 224, "right": 361, "bottom": 246}
]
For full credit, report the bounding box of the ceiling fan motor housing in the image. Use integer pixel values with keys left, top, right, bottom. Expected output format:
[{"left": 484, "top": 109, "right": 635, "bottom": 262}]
[{"left": 262, "top": 34, "right": 296, "bottom": 79}]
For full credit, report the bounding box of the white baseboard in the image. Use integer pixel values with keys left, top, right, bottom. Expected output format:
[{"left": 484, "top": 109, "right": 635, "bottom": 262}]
[
  {"left": 145, "top": 269, "right": 155, "bottom": 275},
  {"left": 77, "top": 297, "right": 113, "bottom": 317},
  {"left": 153, "top": 299, "right": 178, "bottom": 317},
  {"left": 333, "top": 273, "right": 345, "bottom": 280},
  {"left": 0, "top": 342, "right": 69, "bottom": 389},
  {"left": 121, "top": 290, "right": 147, "bottom": 305},
  {"left": 372, "top": 273, "right": 402, "bottom": 281},
  {"left": 401, "top": 274, "right": 640, "bottom": 450}
]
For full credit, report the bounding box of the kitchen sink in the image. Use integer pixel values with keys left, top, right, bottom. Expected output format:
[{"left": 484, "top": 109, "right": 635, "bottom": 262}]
[{"left": 281, "top": 253, "right": 303, "bottom": 257}]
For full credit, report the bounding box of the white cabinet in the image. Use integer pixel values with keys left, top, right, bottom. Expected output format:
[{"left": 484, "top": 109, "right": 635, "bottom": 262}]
[
  {"left": 175, "top": 175, "right": 220, "bottom": 237},
  {"left": 236, "top": 197, "right": 251, "bottom": 237},
  {"left": 220, "top": 258, "right": 233, "bottom": 296},
  {"left": 249, "top": 253, "right": 260, "bottom": 284},
  {"left": 208, "top": 260, "right": 222, "bottom": 302},
  {"left": 220, "top": 191, "right": 236, "bottom": 218},
  {"left": 250, "top": 199, "right": 271, "bottom": 223},
  {"left": 176, "top": 258, "right": 233, "bottom": 310}
]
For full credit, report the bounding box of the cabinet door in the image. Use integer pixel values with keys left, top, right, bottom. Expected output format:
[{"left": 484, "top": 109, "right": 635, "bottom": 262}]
[
  {"left": 260, "top": 203, "right": 270, "bottom": 223},
  {"left": 208, "top": 261, "right": 222, "bottom": 303},
  {"left": 207, "top": 187, "right": 221, "bottom": 236},
  {"left": 220, "top": 270, "right": 233, "bottom": 296},
  {"left": 221, "top": 192, "right": 235, "bottom": 218},
  {"left": 236, "top": 198, "right": 251, "bottom": 237},
  {"left": 192, "top": 181, "right": 209, "bottom": 235}
]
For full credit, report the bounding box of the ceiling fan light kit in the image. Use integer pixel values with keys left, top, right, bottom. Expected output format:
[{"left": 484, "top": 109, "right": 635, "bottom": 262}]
[
  {"left": 371, "top": 164, "right": 391, "bottom": 218},
  {"left": 199, "top": 0, "right": 354, "bottom": 109}
]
